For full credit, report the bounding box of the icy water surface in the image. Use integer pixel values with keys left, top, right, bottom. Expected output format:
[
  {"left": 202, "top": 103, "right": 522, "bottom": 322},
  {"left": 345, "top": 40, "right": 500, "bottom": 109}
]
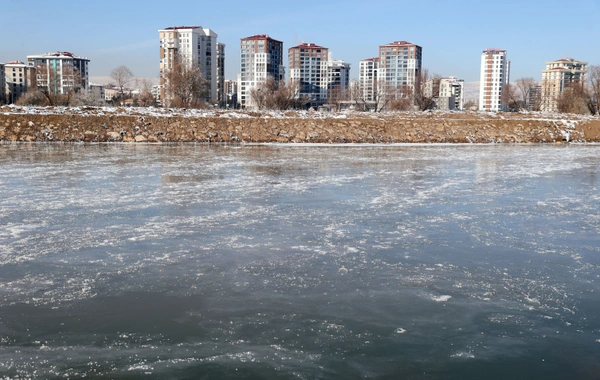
[{"left": 0, "top": 143, "right": 599, "bottom": 379}]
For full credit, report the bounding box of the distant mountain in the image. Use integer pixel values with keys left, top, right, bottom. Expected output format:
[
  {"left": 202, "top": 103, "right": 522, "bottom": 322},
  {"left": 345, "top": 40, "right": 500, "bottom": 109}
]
[
  {"left": 463, "top": 81, "right": 479, "bottom": 103},
  {"left": 89, "top": 76, "right": 159, "bottom": 86}
]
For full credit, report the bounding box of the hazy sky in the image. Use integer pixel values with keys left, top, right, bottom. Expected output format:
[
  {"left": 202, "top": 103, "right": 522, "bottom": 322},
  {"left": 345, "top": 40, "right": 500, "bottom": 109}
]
[{"left": 2, "top": 0, "right": 599, "bottom": 83}]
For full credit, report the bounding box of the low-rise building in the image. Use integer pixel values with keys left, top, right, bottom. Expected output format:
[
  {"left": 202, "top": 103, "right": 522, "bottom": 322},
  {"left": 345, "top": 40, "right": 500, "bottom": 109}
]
[
  {"left": 4, "top": 61, "right": 36, "bottom": 103},
  {"left": 438, "top": 76, "right": 464, "bottom": 110},
  {"left": 88, "top": 83, "right": 105, "bottom": 103}
]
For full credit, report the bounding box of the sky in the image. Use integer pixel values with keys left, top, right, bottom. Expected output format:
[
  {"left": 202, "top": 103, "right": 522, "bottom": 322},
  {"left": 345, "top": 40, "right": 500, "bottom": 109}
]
[{"left": 2, "top": 0, "right": 600, "bottom": 85}]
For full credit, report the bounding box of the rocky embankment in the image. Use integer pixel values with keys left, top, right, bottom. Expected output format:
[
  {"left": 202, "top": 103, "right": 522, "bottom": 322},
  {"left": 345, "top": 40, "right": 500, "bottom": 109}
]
[{"left": 2, "top": 106, "right": 600, "bottom": 143}]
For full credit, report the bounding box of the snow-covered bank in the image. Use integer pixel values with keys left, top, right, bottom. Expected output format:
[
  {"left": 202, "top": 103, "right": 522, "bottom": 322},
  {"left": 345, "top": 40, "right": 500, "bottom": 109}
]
[{"left": 2, "top": 105, "right": 600, "bottom": 143}]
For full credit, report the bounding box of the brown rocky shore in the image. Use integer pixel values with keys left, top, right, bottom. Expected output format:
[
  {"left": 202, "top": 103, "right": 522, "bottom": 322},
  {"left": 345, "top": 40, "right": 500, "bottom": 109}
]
[{"left": 2, "top": 105, "right": 600, "bottom": 143}]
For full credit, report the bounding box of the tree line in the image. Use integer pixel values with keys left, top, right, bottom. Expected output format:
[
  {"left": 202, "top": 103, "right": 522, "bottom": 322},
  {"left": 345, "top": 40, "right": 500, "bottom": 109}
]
[{"left": 502, "top": 65, "right": 600, "bottom": 115}]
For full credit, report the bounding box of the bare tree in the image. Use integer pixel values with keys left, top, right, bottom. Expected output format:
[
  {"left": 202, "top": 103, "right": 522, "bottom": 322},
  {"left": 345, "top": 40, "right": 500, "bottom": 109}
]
[
  {"left": 35, "top": 64, "right": 82, "bottom": 106},
  {"left": 349, "top": 79, "right": 368, "bottom": 111},
  {"left": 135, "top": 78, "right": 157, "bottom": 107},
  {"left": 412, "top": 69, "right": 441, "bottom": 111},
  {"left": 514, "top": 77, "right": 537, "bottom": 111},
  {"left": 248, "top": 78, "right": 272, "bottom": 110},
  {"left": 164, "top": 57, "right": 209, "bottom": 108},
  {"left": 326, "top": 84, "right": 349, "bottom": 111},
  {"left": 585, "top": 65, "right": 600, "bottom": 115},
  {"left": 71, "top": 90, "right": 105, "bottom": 106},
  {"left": 501, "top": 83, "right": 522, "bottom": 111},
  {"left": 15, "top": 89, "right": 48, "bottom": 106},
  {"left": 110, "top": 65, "right": 134, "bottom": 105},
  {"left": 556, "top": 82, "right": 588, "bottom": 114},
  {"left": 374, "top": 79, "right": 396, "bottom": 112},
  {"left": 249, "top": 77, "right": 301, "bottom": 110}
]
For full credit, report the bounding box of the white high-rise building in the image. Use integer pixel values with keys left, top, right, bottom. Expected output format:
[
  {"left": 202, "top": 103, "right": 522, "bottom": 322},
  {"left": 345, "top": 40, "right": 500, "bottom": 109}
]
[
  {"left": 158, "top": 26, "right": 218, "bottom": 104},
  {"left": 358, "top": 57, "right": 378, "bottom": 102},
  {"left": 479, "top": 48, "right": 509, "bottom": 112},
  {"left": 239, "top": 34, "right": 284, "bottom": 109},
  {"left": 27, "top": 52, "right": 89, "bottom": 95}
]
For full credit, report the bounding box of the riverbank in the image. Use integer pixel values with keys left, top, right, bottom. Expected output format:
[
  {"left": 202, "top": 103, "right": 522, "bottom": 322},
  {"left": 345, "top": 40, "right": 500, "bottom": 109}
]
[{"left": 2, "top": 105, "right": 600, "bottom": 143}]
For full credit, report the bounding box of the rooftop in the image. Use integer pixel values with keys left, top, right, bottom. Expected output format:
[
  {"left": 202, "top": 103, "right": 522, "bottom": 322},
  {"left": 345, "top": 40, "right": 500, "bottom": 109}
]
[
  {"left": 483, "top": 48, "right": 506, "bottom": 53},
  {"left": 290, "top": 42, "right": 327, "bottom": 50},
  {"left": 27, "top": 52, "right": 88, "bottom": 60},
  {"left": 381, "top": 41, "right": 419, "bottom": 47},
  {"left": 163, "top": 26, "right": 203, "bottom": 30},
  {"left": 242, "top": 34, "right": 283, "bottom": 43}
]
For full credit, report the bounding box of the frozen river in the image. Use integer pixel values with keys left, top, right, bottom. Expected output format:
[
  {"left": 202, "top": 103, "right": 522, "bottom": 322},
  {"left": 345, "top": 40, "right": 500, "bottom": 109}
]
[{"left": 0, "top": 143, "right": 599, "bottom": 379}]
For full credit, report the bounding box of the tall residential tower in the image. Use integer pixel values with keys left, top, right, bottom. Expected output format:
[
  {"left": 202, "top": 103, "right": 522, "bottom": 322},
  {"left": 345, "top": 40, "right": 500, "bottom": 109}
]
[
  {"left": 377, "top": 41, "right": 422, "bottom": 96},
  {"left": 479, "top": 48, "right": 510, "bottom": 112},
  {"left": 158, "top": 26, "right": 218, "bottom": 104},
  {"left": 238, "top": 34, "right": 284, "bottom": 109},
  {"left": 288, "top": 42, "right": 329, "bottom": 107},
  {"left": 541, "top": 58, "right": 587, "bottom": 112},
  {"left": 358, "top": 57, "right": 379, "bottom": 102}
]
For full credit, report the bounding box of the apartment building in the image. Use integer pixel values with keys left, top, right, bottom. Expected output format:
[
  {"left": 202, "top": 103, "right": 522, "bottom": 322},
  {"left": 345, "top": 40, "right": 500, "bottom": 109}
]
[
  {"left": 4, "top": 61, "right": 36, "bottom": 103},
  {"left": 358, "top": 57, "right": 378, "bottom": 101},
  {"left": 88, "top": 83, "right": 105, "bottom": 103},
  {"left": 239, "top": 34, "right": 284, "bottom": 109},
  {"left": 438, "top": 76, "right": 464, "bottom": 110},
  {"left": 479, "top": 48, "right": 510, "bottom": 112},
  {"left": 224, "top": 79, "right": 238, "bottom": 108},
  {"left": 377, "top": 41, "right": 422, "bottom": 97},
  {"left": 541, "top": 58, "right": 587, "bottom": 112},
  {"left": 288, "top": 42, "right": 329, "bottom": 107},
  {"left": 158, "top": 25, "right": 218, "bottom": 104},
  {"left": 27, "top": 52, "right": 89, "bottom": 94},
  {"left": 326, "top": 60, "right": 350, "bottom": 101},
  {"left": 216, "top": 42, "right": 226, "bottom": 106},
  {"left": 0, "top": 63, "right": 5, "bottom": 103},
  {"left": 529, "top": 84, "right": 542, "bottom": 111}
]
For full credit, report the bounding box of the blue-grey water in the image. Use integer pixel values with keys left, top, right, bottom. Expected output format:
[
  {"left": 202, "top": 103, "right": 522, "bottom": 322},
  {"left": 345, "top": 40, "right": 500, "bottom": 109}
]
[{"left": 0, "top": 143, "right": 599, "bottom": 379}]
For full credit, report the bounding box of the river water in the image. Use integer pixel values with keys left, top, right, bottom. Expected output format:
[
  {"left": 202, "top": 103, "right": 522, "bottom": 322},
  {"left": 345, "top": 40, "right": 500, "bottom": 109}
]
[{"left": 0, "top": 143, "right": 599, "bottom": 379}]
